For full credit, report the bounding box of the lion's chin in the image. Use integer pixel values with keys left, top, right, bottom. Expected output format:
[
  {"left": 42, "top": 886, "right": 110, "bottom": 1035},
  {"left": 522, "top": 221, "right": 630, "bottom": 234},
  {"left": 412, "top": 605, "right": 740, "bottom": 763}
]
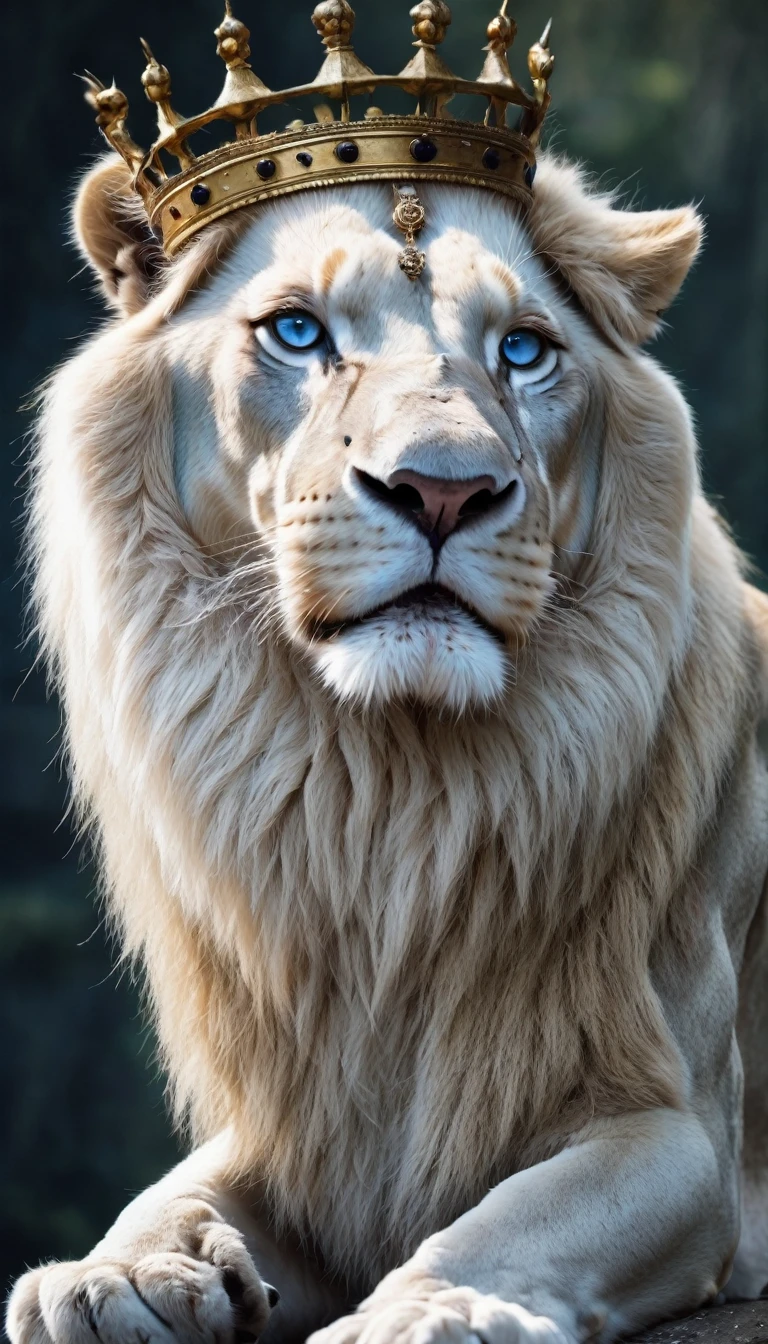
[{"left": 312, "top": 596, "right": 509, "bottom": 712}]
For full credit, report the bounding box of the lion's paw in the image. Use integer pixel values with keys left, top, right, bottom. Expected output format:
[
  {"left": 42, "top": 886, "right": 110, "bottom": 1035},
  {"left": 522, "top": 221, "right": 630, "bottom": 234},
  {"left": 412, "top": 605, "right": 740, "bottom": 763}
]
[
  {"left": 308, "top": 1287, "right": 568, "bottom": 1344},
  {"left": 6, "top": 1221, "right": 277, "bottom": 1344}
]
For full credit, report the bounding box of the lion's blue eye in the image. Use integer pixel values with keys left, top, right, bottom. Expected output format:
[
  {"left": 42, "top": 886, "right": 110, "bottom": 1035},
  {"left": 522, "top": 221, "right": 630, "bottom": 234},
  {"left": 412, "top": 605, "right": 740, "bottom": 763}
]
[
  {"left": 500, "top": 329, "right": 545, "bottom": 368},
  {"left": 271, "top": 311, "right": 325, "bottom": 350}
]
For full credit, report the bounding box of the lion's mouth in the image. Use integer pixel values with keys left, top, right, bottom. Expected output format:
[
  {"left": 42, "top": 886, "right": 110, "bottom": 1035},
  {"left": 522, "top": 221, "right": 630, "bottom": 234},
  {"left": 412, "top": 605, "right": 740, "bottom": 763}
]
[{"left": 309, "top": 583, "right": 506, "bottom": 646}]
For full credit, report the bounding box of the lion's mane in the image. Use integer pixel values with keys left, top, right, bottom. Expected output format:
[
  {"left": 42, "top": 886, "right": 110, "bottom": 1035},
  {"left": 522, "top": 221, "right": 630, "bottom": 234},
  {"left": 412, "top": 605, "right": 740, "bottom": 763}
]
[{"left": 30, "top": 175, "right": 758, "bottom": 1289}]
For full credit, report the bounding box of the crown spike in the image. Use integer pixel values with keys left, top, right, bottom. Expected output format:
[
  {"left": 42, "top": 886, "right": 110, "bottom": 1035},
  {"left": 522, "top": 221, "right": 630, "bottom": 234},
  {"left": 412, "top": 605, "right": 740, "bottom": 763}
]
[
  {"left": 477, "top": 0, "right": 519, "bottom": 126},
  {"left": 310, "top": 3, "right": 376, "bottom": 97},
  {"left": 140, "top": 38, "right": 178, "bottom": 125},
  {"left": 140, "top": 40, "right": 199, "bottom": 172},
  {"left": 527, "top": 19, "right": 554, "bottom": 94},
  {"left": 482, "top": 1, "right": 517, "bottom": 64},
  {"left": 213, "top": 4, "right": 271, "bottom": 118},
  {"left": 80, "top": 72, "right": 151, "bottom": 194},
  {"left": 399, "top": 1, "right": 456, "bottom": 113},
  {"left": 521, "top": 18, "right": 553, "bottom": 144},
  {"left": 139, "top": 37, "right": 196, "bottom": 170}
]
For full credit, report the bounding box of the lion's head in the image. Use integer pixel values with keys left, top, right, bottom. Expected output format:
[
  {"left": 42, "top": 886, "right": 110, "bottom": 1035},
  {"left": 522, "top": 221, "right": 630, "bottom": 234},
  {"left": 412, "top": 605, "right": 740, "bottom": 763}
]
[{"left": 71, "top": 155, "right": 702, "bottom": 714}]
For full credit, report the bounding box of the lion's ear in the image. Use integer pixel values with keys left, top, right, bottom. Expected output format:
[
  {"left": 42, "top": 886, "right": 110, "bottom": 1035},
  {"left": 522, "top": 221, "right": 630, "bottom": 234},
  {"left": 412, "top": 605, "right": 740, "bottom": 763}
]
[
  {"left": 73, "top": 156, "right": 166, "bottom": 316},
  {"left": 529, "top": 159, "right": 703, "bottom": 345}
]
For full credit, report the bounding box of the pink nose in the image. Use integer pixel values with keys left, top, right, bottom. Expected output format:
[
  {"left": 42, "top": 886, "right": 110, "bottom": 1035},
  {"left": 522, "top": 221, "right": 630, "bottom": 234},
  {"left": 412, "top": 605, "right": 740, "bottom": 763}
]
[{"left": 386, "top": 470, "right": 499, "bottom": 540}]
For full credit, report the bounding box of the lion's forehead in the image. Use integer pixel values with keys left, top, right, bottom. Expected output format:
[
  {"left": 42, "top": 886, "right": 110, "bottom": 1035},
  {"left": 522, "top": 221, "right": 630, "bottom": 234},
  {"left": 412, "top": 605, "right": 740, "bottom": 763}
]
[{"left": 198, "top": 185, "right": 547, "bottom": 345}]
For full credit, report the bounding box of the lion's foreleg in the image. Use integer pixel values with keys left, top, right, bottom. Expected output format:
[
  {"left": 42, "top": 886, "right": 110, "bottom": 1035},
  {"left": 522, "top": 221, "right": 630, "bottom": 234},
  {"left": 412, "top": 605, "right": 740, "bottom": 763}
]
[
  {"left": 6, "top": 1132, "right": 343, "bottom": 1344},
  {"left": 311, "top": 1109, "right": 736, "bottom": 1344}
]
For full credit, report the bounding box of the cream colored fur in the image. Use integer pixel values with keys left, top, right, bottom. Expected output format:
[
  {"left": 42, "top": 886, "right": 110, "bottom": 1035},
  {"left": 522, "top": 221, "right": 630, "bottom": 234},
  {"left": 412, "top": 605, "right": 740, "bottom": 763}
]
[{"left": 7, "top": 156, "right": 768, "bottom": 1344}]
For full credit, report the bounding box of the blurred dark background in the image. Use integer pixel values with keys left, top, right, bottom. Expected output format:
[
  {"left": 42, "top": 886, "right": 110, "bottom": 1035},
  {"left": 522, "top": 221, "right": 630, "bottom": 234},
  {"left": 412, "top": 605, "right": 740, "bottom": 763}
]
[{"left": 1, "top": 0, "right": 766, "bottom": 1307}]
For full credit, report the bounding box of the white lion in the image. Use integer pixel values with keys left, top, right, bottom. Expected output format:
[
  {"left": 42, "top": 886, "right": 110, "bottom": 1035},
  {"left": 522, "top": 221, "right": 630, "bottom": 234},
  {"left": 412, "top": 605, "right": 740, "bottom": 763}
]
[{"left": 6, "top": 153, "right": 768, "bottom": 1344}]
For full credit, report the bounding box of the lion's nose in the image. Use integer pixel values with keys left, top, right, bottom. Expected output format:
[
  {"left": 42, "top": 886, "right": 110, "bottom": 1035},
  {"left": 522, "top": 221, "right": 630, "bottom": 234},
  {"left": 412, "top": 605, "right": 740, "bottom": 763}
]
[{"left": 355, "top": 468, "right": 517, "bottom": 547}]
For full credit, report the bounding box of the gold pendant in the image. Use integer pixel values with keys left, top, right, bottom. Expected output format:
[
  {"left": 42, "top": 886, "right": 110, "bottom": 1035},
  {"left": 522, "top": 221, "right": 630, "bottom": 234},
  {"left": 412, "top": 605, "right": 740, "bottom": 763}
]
[{"left": 393, "top": 186, "right": 427, "bottom": 281}]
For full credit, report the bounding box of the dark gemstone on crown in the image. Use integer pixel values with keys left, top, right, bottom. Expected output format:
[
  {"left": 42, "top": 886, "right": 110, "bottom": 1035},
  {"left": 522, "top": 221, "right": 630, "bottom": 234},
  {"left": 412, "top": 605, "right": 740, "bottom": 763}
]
[
  {"left": 482, "top": 147, "right": 501, "bottom": 170},
  {"left": 257, "top": 158, "right": 277, "bottom": 179},
  {"left": 524, "top": 162, "right": 536, "bottom": 188},
  {"left": 410, "top": 136, "right": 438, "bottom": 163},
  {"left": 335, "top": 141, "right": 359, "bottom": 163},
  {"left": 190, "top": 183, "right": 211, "bottom": 206},
  {"left": 169, "top": 206, "right": 182, "bottom": 220},
  {"left": 296, "top": 151, "right": 313, "bottom": 167}
]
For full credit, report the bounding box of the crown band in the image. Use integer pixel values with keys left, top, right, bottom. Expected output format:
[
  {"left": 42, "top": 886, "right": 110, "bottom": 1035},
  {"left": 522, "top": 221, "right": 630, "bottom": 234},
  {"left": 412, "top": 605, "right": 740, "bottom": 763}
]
[{"left": 154, "top": 118, "right": 536, "bottom": 254}]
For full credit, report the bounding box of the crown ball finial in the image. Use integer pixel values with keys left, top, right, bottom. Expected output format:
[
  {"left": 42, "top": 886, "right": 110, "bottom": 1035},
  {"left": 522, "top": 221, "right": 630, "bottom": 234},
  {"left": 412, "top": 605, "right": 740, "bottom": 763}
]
[
  {"left": 140, "top": 38, "right": 174, "bottom": 103},
  {"left": 215, "top": 6, "right": 252, "bottom": 67},
  {"left": 410, "top": 0, "right": 452, "bottom": 48},
  {"left": 486, "top": 1, "right": 516, "bottom": 52},
  {"left": 82, "top": 73, "right": 130, "bottom": 127},
  {"left": 528, "top": 19, "right": 554, "bottom": 83},
  {"left": 312, "top": 0, "right": 355, "bottom": 50}
]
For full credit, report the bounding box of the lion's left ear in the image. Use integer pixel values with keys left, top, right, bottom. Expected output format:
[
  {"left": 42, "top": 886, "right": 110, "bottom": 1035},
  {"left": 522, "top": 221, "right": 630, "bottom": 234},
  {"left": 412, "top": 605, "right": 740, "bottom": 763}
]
[
  {"left": 529, "top": 158, "right": 704, "bottom": 345},
  {"left": 73, "top": 155, "right": 166, "bottom": 316}
]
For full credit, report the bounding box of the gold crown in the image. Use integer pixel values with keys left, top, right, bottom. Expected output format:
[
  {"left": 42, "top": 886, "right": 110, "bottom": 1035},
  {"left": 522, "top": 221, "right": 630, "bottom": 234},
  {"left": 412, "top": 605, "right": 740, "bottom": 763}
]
[{"left": 83, "top": 0, "right": 554, "bottom": 257}]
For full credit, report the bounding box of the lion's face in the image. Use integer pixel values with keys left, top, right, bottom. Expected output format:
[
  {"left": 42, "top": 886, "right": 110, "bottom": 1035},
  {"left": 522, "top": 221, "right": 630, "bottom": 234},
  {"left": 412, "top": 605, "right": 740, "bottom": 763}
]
[{"left": 169, "top": 186, "right": 604, "bottom": 712}]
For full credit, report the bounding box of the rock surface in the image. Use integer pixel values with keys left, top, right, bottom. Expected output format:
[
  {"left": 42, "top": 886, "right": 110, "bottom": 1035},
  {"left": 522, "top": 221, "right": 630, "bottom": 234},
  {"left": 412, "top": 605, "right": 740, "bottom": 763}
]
[{"left": 637, "top": 1302, "right": 768, "bottom": 1344}]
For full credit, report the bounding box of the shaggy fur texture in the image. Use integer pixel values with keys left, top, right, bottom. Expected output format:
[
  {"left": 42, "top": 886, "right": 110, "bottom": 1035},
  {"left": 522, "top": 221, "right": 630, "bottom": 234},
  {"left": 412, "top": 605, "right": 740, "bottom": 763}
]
[{"left": 26, "top": 158, "right": 761, "bottom": 1300}]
